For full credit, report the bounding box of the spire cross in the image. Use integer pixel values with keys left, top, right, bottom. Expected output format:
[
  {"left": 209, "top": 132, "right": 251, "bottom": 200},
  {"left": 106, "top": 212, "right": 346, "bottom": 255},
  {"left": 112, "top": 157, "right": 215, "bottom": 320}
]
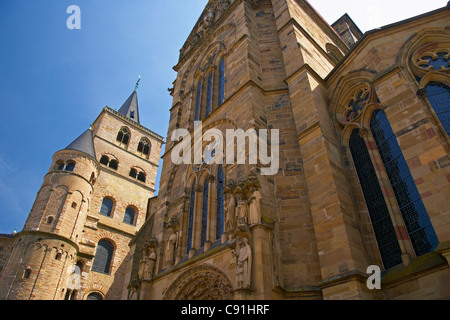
[{"left": 135, "top": 75, "right": 141, "bottom": 91}]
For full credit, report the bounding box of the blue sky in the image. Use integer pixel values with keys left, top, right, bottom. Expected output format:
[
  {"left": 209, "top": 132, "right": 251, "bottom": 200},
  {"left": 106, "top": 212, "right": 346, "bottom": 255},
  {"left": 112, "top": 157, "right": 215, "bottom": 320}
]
[{"left": 0, "top": 0, "right": 445, "bottom": 234}]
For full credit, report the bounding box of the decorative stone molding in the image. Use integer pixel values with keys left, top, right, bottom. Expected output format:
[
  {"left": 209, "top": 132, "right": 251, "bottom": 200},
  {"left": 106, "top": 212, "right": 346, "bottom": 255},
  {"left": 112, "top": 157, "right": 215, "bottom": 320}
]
[{"left": 163, "top": 263, "right": 233, "bottom": 300}]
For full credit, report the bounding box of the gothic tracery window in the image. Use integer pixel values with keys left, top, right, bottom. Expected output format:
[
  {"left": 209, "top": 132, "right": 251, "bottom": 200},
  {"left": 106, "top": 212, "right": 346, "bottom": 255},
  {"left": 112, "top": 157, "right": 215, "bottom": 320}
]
[
  {"left": 116, "top": 127, "right": 130, "bottom": 147},
  {"left": 186, "top": 182, "right": 196, "bottom": 254},
  {"left": 205, "top": 73, "right": 213, "bottom": 117},
  {"left": 341, "top": 83, "right": 439, "bottom": 269},
  {"left": 216, "top": 165, "right": 225, "bottom": 241},
  {"left": 425, "top": 81, "right": 450, "bottom": 136},
  {"left": 350, "top": 129, "right": 403, "bottom": 269},
  {"left": 200, "top": 179, "right": 209, "bottom": 248},
  {"left": 417, "top": 50, "right": 449, "bottom": 70},
  {"left": 218, "top": 57, "right": 225, "bottom": 106},
  {"left": 344, "top": 88, "right": 370, "bottom": 122},
  {"left": 370, "top": 110, "right": 439, "bottom": 257},
  {"left": 194, "top": 80, "right": 202, "bottom": 122},
  {"left": 138, "top": 138, "right": 151, "bottom": 157},
  {"left": 412, "top": 44, "right": 450, "bottom": 137}
]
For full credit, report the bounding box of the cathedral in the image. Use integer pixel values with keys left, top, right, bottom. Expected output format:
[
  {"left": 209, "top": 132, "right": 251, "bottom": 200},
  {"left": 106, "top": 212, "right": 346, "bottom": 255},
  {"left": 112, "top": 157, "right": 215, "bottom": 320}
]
[{"left": 0, "top": 0, "right": 449, "bottom": 300}]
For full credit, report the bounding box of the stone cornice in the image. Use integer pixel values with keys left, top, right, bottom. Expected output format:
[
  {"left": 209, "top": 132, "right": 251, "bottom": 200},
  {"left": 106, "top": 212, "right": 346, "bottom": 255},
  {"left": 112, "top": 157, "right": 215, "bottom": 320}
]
[{"left": 103, "top": 107, "right": 165, "bottom": 143}]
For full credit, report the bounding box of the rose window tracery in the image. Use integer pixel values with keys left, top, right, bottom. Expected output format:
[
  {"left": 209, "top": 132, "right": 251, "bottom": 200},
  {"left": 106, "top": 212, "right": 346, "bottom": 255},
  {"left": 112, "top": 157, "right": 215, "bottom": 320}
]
[
  {"left": 344, "top": 88, "right": 371, "bottom": 122},
  {"left": 417, "top": 49, "right": 449, "bottom": 70}
]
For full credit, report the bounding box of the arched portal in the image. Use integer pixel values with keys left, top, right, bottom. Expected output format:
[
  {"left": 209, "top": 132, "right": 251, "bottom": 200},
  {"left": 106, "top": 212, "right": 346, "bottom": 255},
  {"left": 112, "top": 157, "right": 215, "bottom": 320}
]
[{"left": 163, "top": 264, "right": 233, "bottom": 300}]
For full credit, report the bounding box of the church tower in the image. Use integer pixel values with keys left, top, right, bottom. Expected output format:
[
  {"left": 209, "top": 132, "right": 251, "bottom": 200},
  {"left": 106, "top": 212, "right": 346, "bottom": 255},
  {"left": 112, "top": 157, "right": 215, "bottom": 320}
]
[{"left": 0, "top": 87, "right": 164, "bottom": 300}]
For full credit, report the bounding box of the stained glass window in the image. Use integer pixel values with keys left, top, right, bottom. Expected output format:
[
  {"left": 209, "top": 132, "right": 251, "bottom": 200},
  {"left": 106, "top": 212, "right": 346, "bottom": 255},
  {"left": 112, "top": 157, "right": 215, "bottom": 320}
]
[
  {"left": 218, "top": 58, "right": 225, "bottom": 106},
  {"left": 426, "top": 81, "right": 450, "bottom": 136},
  {"left": 205, "top": 73, "right": 213, "bottom": 117},
  {"left": 349, "top": 129, "right": 403, "bottom": 269},
  {"left": 186, "top": 182, "right": 195, "bottom": 254},
  {"left": 370, "top": 110, "right": 439, "bottom": 257},
  {"left": 346, "top": 89, "right": 370, "bottom": 121},
  {"left": 201, "top": 180, "right": 209, "bottom": 248},
  {"left": 419, "top": 52, "right": 449, "bottom": 70},
  {"left": 92, "top": 240, "right": 114, "bottom": 274},
  {"left": 194, "top": 80, "right": 202, "bottom": 121},
  {"left": 216, "top": 165, "right": 225, "bottom": 240}
]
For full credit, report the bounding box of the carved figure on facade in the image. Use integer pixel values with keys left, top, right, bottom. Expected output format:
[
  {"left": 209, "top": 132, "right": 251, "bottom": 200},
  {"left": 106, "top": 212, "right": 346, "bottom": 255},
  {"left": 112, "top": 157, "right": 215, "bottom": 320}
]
[
  {"left": 232, "top": 237, "right": 252, "bottom": 289},
  {"left": 225, "top": 194, "right": 237, "bottom": 233},
  {"left": 138, "top": 238, "right": 158, "bottom": 280},
  {"left": 236, "top": 200, "right": 248, "bottom": 226},
  {"left": 165, "top": 231, "right": 178, "bottom": 265},
  {"left": 248, "top": 190, "right": 262, "bottom": 225}
]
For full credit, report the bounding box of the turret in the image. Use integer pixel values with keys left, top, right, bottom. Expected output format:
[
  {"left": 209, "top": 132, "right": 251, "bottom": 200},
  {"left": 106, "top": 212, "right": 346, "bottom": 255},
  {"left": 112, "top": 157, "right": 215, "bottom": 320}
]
[{"left": 0, "top": 128, "right": 99, "bottom": 300}]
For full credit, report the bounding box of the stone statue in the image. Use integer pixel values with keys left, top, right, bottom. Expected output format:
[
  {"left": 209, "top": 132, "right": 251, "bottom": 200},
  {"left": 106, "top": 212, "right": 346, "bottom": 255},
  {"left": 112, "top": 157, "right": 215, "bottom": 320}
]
[
  {"left": 236, "top": 200, "right": 248, "bottom": 225},
  {"left": 225, "top": 195, "right": 237, "bottom": 232},
  {"left": 204, "top": 9, "right": 215, "bottom": 27},
  {"left": 138, "top": 247, "right": 157, "bottom": 280},
  {"left": 248, "top": 191, "right": 262, "bottom": 225},
  {"left": 233, "top": 237, "right": 252, "bottom": 289},
  {"left": 165, "top": 232, "right": 178, "bottom": 264}
]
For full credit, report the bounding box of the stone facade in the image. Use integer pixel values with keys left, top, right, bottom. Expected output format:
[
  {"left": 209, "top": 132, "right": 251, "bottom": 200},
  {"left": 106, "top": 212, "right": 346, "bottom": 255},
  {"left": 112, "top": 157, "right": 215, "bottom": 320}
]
[
  {"left": 0, "top": 95, "right": 164, "bottom": 300},
  {"left": 127, "top": 0, "right": 450, "bottom": 300},
  {"left": 1, "top": 0, "right": 449, "bottom": 301}
]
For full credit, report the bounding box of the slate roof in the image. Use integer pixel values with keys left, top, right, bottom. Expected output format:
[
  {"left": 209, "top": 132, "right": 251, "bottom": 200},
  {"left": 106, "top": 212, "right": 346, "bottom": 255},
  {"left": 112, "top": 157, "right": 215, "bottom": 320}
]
[
  {"left": 65, "top": 128, "right": 96, "bottom": 159},
  {"left": 118, "top": 90, "right": 140, "bottom": 124}
]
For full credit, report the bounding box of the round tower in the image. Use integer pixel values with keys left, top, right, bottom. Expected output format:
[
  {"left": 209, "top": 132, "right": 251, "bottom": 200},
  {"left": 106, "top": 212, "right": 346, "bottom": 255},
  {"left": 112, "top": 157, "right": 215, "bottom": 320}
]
[{"left": 0, "top": 129, "right": 99, "bottom": 300}]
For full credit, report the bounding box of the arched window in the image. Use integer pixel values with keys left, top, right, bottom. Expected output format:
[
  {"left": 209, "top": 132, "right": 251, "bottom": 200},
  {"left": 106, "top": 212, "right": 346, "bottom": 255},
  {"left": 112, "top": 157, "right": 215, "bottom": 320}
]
[
  {"left": 205, "top": 73, "right": 213, "bottom": 117},
  {"left": 100, "top": 155, "right": 109, "bottom": 165},
  {"left": 100, "top": 155, "right": 119, "bottom": 170},
  {"left": 75, "top": 261, "right": 83, "bottom": 274},
  {"left": 137, "top": 138, "right": 151, "bottom": 157},
  {"left": 64, "top": 162, "right": 76, "bottom": 172},
  {"left": 109, "top": 160, "right": 118, "bottom": 170},
  {"left": 218, "top": 58, "right": 225, "bottom": 106},
  {"left": 137, "top": 172, "right": 146, "bottom": 183},
  {"left": 123, "top": 207, "right": 136, "bottom": 225},
  {"left": 86, "top": 292, "right": 104, "bottom": 300},
  {"left": 370, "top": 110, "right": 439, "bottom": 257},
  {"left": 186, "top": 182, "right": 196, "bottom": 254},
  {"left": 100, "top": 198, "right": 114, "bottom": 217},
  {"left": 349, "top": 129, "right": 403, "bottom": 269},
  {"left": 92, "top": 239, "right": 114, "bottom": 274},
  {"left": 56, "top": 161, "right": 65, "bottom": 171},
  {"left": 116, "top": 127, "right": 130, "bottom": 146},
  {"left": 194, "top": 80, "right": 202, "bottom": 121},
  {"left": 216, "top": 165, "right": 225, "bottom": 240},
  {"left": 129, "top": 168, "right": 137, "bottom": 179},
  {"left": 129, "top": 168, "right": 146, "bottom": 183},
  {"left": 425, "top": 81, "right": 450, "bottom": 136},
  {"left": 201, "top": 179, "right": 209, "bottom": 248}
]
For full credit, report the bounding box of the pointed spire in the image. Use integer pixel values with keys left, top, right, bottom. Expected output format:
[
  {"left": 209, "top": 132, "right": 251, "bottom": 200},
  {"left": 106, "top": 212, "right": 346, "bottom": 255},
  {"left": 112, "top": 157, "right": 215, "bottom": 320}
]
[
  {"left": 118, "top": 77, "right": 141, "bottom": 124},
  {"left": 65, "top": 127, "right": 96, "bottom": 159}
]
